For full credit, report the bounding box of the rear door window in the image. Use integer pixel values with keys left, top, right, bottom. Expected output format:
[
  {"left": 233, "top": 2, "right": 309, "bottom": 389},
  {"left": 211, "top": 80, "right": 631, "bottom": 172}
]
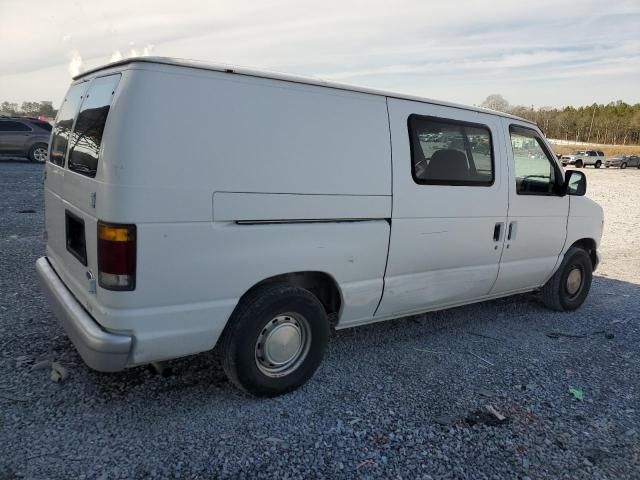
[
  {"left": 68, "top": 74, "right": 121, "bottom": 177},
  {"left": 49, "top": 82, "right": 88, "bottom": 166},
  {"left": 0, "top": 121, "right": 32, "bottom": 131}
]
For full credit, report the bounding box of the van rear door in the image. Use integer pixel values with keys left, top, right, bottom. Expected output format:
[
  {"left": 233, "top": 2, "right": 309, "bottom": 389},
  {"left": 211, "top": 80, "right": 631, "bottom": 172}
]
[{"left": 44, "top": 74, "right": 121, "bottom": 306}]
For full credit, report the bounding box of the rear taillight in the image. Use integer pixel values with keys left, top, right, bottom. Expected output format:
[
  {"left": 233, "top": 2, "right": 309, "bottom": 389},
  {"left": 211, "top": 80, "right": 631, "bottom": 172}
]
[{"left": 97, "top": 222, "right": 136, "bottom": 291}]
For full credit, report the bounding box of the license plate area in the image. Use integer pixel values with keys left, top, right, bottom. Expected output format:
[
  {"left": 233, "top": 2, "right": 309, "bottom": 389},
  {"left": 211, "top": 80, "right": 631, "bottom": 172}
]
[{"left": 65, "top": 210, "right": 87, "bottom": 266}]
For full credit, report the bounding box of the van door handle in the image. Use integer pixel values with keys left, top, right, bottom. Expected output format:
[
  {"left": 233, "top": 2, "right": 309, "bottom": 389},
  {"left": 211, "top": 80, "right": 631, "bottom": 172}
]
[
  {"left": 507, "top": 221, "right": 517, "bottom": 241},
  {"left": 493, "top": 222, "right": 504, "bottom": 242}
]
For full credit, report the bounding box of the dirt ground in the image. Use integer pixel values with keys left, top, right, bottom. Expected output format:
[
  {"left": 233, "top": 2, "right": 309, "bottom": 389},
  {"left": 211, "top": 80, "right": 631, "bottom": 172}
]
[
  {"left": 1, "top": 160, "right": 639, "bottom": 479},
  {"left": 577, "top": 166, "right": 640, "bottom": 282}
]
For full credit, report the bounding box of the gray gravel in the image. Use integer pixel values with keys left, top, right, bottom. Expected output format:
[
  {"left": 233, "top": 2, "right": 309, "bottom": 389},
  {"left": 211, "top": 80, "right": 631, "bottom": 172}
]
[{"left": 1, "top": 160, "right": 639, "bottom": 479}]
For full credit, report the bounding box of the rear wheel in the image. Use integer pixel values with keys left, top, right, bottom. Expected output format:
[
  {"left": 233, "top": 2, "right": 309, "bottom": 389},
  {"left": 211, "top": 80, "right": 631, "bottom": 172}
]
[
  {"left": 595, "top": 160, "right": 601, "bottom": 168},
  {"left": 621, "top": 162, "right": 627, "bottom": 169},
  {"left": 219, "top": 283, "right": 330, "bottom": 397},
  {"left": 28, "top": 143, "right": 48, "bottom": 163},
  {"left": 542, "top": 247, "right": 593, "bottom": 311},
  {"left": 575, "top": 159, "right": 583, "bottom": 168}
]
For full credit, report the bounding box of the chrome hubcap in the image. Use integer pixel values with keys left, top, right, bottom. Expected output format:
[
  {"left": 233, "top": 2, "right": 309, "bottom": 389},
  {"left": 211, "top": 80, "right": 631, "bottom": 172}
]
[
  {"left": 255, "top": 314, "right": 310, "bottom": 377},
  {"left": 566, "top": 267, "right": 583, "bottom": 296},
  {"left": 34, "top": 148, "right": 47, "bottom": 162}
]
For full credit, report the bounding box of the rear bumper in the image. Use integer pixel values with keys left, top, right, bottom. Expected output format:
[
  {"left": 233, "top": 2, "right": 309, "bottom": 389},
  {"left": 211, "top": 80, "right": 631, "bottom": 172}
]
[{"left": 35, "top": 257, "right": 132, "bottom": 372}]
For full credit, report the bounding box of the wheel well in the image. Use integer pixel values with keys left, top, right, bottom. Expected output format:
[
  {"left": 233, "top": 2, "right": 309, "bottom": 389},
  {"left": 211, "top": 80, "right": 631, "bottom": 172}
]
[
  {"left": 570, "top": 238, "right": 597, "bottom": 269},
  {"left": 241, "top": 271, "right": 342, "bottom": 324}
]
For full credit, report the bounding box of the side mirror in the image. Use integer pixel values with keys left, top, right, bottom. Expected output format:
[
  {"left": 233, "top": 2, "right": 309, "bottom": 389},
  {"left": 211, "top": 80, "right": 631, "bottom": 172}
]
[{"left": 564, "top": 170, "right": 586, "bottom": 196}]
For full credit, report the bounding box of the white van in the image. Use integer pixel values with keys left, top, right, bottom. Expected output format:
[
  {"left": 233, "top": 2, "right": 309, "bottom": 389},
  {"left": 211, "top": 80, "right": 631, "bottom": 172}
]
[{"left": 36, "top": 57, "right": 603, "bottom": 396}]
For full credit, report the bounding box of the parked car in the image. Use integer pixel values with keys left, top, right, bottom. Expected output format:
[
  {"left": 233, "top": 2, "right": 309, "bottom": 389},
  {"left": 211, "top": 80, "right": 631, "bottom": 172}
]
[
  {"left": 36, "top": 57, "right": 604, "bottom": 397},
  {"left": 0, "top": 116, "right": 51, "bottom": 162},
  {"left": 604, "top": 155, "right": 640, "bottom": 169},
  {"left": 561, "top": 150, "right": 606, "bottom": 168}
]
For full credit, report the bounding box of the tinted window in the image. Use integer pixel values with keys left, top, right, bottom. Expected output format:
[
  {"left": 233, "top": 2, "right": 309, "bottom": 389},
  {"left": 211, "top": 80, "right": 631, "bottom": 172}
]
[
  {"left": 67, "top": 75, "right": 120, "bottom": 177},
  {"left": 0, "top": 121, "right": 32, "bottom": 132},
  {"left": 50, "top": 82, "right": 88, "bottom": 166},
  {"left": 409, "top": 115, "right": 494, "bottom": 186},
  {"left": 597, "top": 151, "right": 605, "bottom": 156},
  {"left": 31, "top": 121, "right": 52, "bottom": 132},
  {"left": 510, "top": 126, "right": 560, "bottom": 195}
]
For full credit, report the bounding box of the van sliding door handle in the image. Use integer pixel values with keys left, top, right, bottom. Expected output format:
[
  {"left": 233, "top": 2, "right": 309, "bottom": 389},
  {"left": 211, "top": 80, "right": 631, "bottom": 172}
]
[
  {"left": 507, "top": 221, "right": 517, "bottom": 241},
  {"left": 493, "top": 222, "right": 504, "bottom": 242}
]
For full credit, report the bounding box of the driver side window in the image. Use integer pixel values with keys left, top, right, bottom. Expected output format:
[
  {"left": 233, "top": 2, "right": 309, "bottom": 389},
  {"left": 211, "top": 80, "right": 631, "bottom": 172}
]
[{"left": 510, "top": 126, "right": 559, "bottom": 195}]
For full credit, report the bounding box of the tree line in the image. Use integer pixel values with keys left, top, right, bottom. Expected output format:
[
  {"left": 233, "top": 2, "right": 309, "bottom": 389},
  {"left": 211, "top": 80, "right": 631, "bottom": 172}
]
[
  {"left": 1, "top": 101, "right": 57, "bottom": 119},
  {"left": 480, "top": 94, "right": 640, "bottom": 145}
]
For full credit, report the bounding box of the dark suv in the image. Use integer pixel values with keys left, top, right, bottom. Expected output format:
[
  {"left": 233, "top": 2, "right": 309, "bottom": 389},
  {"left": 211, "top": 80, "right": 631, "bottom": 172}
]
[{"left": 0, "top": 117, "right": 52, "bottom": 162}]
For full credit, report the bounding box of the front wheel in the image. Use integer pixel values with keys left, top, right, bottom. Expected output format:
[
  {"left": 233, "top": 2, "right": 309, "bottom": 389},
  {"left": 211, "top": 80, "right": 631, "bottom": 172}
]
[
  {"left": 595, "top": 160, "right": 601, "bottom": 168},
  {"left": 28, "top": 143, "right": 48, "bottom": 163},
  {"left": 575, "top": 160, "right": 583, "bottom": 168},
  {"left": 219, "top": 283, "right": 330, "bottom": 397},
  {"left": 542, "top": 247, "right": 593, "bottom": 311},
  {"left": 621, "top": 162, "right": 627, "bottom": 169}
]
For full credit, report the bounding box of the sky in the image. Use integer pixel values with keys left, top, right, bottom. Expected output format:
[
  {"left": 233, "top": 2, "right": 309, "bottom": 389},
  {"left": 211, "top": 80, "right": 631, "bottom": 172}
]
[{"left": 2, "top": 0, "right": 639, "bottom": 109}]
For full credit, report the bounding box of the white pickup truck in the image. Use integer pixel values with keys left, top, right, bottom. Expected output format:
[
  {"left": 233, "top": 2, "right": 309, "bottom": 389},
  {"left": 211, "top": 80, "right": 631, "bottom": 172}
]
[{"left": 560, "top": 150, "right": 606, "bottom": 168}]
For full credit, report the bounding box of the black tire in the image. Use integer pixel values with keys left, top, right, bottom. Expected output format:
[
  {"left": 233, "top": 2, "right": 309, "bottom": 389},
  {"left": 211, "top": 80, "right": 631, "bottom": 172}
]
[
  {"left": 219, "top": 283, "right": 329, "bottom": 397},
  {"left": 637, "top": 163, "right": 640, "bottom": 169},
  {"left": 621, "top": 162, "right": 627, "bottom": 169},
  {"left": 575, "top": 159, "right": 583, "bottom": 168},
  {"left": 595, "top": 160, "right": 601, "bottom": 168},
  {"left": 605, "top": 165, "right": 610, "bottom": 168},
  {"left": 28, "top": 143, "right": 48, "bottom": 163},
  {"left": 542, "top": 247, "right": 593, "bottom": 312}
]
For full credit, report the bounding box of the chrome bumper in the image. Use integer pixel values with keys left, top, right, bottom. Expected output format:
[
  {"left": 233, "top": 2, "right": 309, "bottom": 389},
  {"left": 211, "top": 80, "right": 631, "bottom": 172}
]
[{"left": 35, "top": 257, "right": 132, "bottom": 372}]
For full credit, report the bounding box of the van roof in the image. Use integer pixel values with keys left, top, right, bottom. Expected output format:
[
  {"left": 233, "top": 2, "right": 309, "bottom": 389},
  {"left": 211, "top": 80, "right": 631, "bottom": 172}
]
[{"left": 76, "top": 56, "right": 534, "bottom": 125}]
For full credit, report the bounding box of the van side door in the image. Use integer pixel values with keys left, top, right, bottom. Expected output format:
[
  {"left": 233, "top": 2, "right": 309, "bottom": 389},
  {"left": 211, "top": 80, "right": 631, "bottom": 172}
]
[
  {"left": 376, "top": 99, "right": 508, "bottom": 318},
  {"left": 490, "top": 121, "right": 569, "bottom": 294}
]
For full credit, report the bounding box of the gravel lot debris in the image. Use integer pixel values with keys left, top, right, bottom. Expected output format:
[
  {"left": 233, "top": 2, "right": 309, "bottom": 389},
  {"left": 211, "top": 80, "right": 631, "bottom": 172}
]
[{"left": 1, "top": 160, "right": 639, "bottom": 478}]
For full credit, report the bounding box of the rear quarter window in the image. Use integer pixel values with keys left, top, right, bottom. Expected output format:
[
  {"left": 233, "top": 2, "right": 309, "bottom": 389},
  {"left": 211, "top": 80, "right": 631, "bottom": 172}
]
[
  {"left": 67, "top": 74, "right": 121, "bottom": 177},
  {"left": 33, "top": 121, "right": 52, "bottom": 132}
]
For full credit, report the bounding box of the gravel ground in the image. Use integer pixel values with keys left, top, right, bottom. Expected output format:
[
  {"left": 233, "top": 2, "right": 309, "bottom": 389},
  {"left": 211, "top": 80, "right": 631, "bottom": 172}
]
[{"left": 1, "top": 159, "right": 639, "bottom": 479}]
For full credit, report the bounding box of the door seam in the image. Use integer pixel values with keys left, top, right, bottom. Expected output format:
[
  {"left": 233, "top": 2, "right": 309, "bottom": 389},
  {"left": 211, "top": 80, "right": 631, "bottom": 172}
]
[
  {"left": 373, "top": 97, "right": 394, "bottom": 317},
  {"left": 487, "top": 117, "right": 511, "bottom": 294}
]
